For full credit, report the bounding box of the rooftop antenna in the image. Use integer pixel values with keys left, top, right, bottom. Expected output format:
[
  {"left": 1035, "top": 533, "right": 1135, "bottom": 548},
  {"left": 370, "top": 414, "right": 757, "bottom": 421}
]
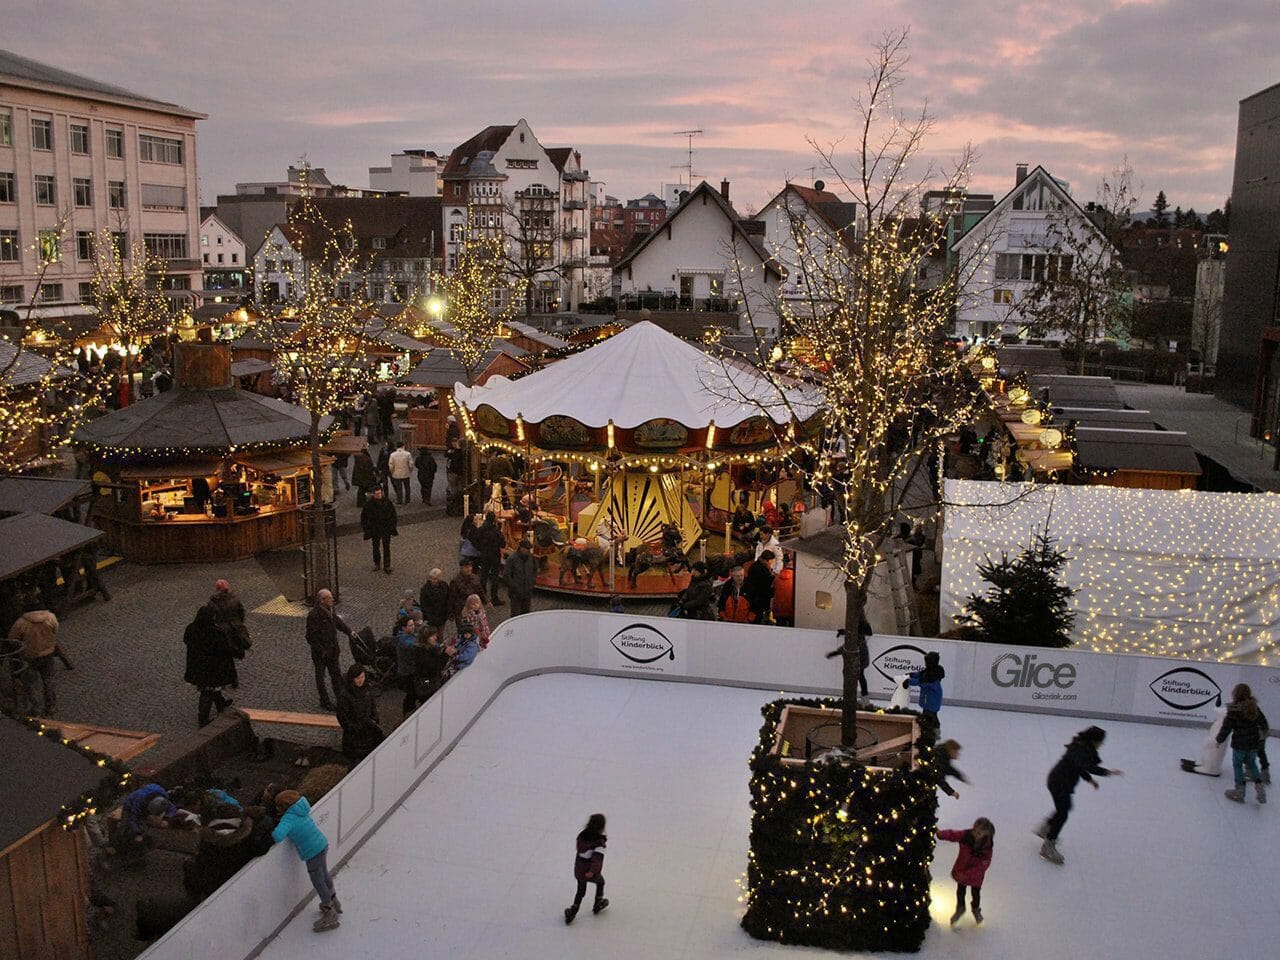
[{"left": 673, "top": 129, "right": 703, "bottom": 186}]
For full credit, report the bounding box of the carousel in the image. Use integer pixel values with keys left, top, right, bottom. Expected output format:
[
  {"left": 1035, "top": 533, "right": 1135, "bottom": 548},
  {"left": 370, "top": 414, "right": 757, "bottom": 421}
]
[{"left": 454, "top": 321, "right": 821, "bottom": 597}]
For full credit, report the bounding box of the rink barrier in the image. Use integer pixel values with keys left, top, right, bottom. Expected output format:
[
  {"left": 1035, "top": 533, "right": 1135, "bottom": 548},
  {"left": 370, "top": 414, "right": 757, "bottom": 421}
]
[{"left": 140, "top": 612, "right": 1279, "bottom": 960}]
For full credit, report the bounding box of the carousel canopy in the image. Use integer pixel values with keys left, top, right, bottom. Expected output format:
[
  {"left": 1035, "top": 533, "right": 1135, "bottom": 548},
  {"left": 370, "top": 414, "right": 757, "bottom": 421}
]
[{"left": 455, "top": 321, "right": 819, "bottom": 431}]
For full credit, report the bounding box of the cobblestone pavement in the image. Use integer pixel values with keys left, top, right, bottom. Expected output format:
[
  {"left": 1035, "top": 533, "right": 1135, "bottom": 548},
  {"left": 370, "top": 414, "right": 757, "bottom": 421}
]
[{"left": 50, "top": 466, "right": 666, "bottom": 739}]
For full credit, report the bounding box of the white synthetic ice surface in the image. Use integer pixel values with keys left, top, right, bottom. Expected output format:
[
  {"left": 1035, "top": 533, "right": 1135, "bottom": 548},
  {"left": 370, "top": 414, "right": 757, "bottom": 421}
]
[{"left": 257, "top": 675, "right": 1280, "bottom": 959}]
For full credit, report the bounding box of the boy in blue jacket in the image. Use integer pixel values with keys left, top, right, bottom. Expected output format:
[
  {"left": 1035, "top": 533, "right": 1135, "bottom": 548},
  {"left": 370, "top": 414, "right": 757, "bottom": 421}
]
[
  {"left": 272, "top": 790, "right": 341, "bottom": 932},
  {"left": 905, "top": 651, "right": 945, "bottom": 730}
]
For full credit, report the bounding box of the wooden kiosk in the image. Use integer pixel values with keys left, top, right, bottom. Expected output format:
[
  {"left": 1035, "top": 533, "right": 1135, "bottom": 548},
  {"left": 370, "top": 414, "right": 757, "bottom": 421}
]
[{"left": 75, "top": 342, "right": 331, "bottom": 564}]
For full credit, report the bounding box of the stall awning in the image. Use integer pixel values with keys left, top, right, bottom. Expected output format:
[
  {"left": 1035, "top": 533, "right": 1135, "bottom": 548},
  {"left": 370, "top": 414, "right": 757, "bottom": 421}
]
[
  {"left": 0, "top": 513, "right": 102, "bottom": 581},
  {"left": 235, "top": 449, "right": 328, "bottom": 475},
  {"left": 119, "top": 461, "right": 221, "bottom": 481},
  {"left": 320, "top": 433, "right": 369, "bottom": 455},
  {"left": 0, "top": 477, "right": 91, "bottom": 517},
  {"left": 230, "top": 358, "right": 275, "bottom": 378}
]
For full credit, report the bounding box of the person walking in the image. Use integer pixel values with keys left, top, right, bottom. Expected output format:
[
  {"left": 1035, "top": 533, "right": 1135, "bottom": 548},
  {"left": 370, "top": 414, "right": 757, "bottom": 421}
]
[
  {"left": 743, "top": 552, "right": 776, "bottom": 624},
  {"left": 419, "top": 568, "right": 451, "bottom": 630},
  {"left": 335, "top": 664, "right": 384, "bottom": 761},
  {"left": 1217, "top": 683, "right": 1268, "bottom": 804},
  {"left": 271, "top": 790, "right": 342, "bottom": 932},
  {"left": 564, "top": 813, "right": 609, "bottom": 924},
  {"left": 415, "top": 447, "right": 438, "bottom": 505},
  {"left": 448, "top": 560, "right": 486, "bottom": 622},
  {"left": 387, "top": 442, "right": 414, "bottom": 505},
  {"left": 1036, "top": 726, "right": 1122, "bottom": 864},
  {"left": 208, "top": 579, "right": 251, "bottom": 670},
  {"left": 305, "top": 589, "right": 353, "bottom": 711},
  {"left": 351, "top": 448, "right": 376, "bottom": 507},
  {"left": 10, "top": 604, "right": 60, "bottom": 716},
  {"left": 183, "top": 604, "right": 237, "bottom": 726},
  {"left": 375, "top": 444, "right": 392, "bottom": 496},
  {"left": 504, "top": 539, "right": 539, "bottom": 616},
  {"left": 938, "top": 818, "right": 994, "bottom": 926},
  {"left": 78, "top": 541, "right": 111, "bottom": 602},
  {"left": 361, "top": 487, "right": 399, "bottom": 573},
  {"left": 330, "top": 452, "right": 351, "bottom": 493},
  {"left": 472, "top": 511, "right": 506, "bottom": 606}
]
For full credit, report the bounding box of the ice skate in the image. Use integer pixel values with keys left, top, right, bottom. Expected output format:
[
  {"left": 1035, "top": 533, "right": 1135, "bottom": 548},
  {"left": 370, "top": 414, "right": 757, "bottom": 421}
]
[
  {"left": 1256, "top": 781, "right": 1267, "bottom": 804},
  {"left": 1039, "top": 839, "right": 1064, "bottom": 864},
  {"left": 1224, "top": 786, "right": 1245, "bottom": 802},
  {"left": 972, "top": 906, "right": 984, "bottom": 925},
  {"left": 1032, "top": 821, "right": 1049, "bottom": 839},
  {"left": 1264, "top": 768, "right": 1272, "bottom": 785},
  {"left": 313, "top": 906, "right": 339, "bottom": 932},
  {"left": 564, "top": 905, "right": 578, "bottom": 924},
  {"left": 592, "top": 897, "right": 609, "bottom": 915},
  {"left": 950, "top": 904, "right": 965, "bottom": 926}
]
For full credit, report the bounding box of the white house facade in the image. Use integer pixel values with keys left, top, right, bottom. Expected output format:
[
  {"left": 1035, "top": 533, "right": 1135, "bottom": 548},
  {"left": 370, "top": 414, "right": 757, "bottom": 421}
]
[
  {"left": 252, "top": 224, "right": 300, "bottom": 303},
  {"left": 756, "top": 182, "right": 860, "bottom": 308},
  {"left": 200, "top": 211, "right": 245, "bottom": 290}
]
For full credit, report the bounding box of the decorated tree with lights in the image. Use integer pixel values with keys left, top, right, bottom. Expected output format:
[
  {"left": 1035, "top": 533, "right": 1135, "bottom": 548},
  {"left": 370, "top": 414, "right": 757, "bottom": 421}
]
[
  {"left": 89, "top": 228, "right": 174, "bottom": 399},
  {"left": 432, "top": 229, "right": 526, "bottom": 382},
  {"left": 957, "top": 532, "right": 1076, "bottom": 647}
]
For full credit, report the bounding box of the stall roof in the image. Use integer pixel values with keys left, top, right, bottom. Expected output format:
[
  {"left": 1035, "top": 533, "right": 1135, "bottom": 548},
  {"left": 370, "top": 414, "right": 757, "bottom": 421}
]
[
  {"left": 1029, "top": 374, "right": 1124, "bottom": 409},
  {"left": 403, "top": 348, "right": 523, "bottom": 388},
  {"left": 0, "top": 477, "right": 90, "bottom": 517},
  {"left": 1074, "top": 427, "right": 1202, "bottom": 475},
  {"left": 505, "top": 321, "right": 568, "bottom": 350},
  {"left": 119, "top": 460, "right": 221, "bottom": 481},
  {"left": 321, "top": 432, "right": 368, "bottom": 455},
  {"left": 0, "top": 512, "right": 102, "bottom": 581},
  {"left": 230, "top": 358, "right": 275, "bottom": 378},
  {"left": 1053, "top": 407, "right": 1157, "bottom": 431},
  {"left": 235, "top": 448, "right": 330, "bottom": 474},
  {"left": 779, "top": 528, "right": 846, "bottom": 565},
  {"left": 998, "top": 345, "right": 1068, "bottom": 376}
]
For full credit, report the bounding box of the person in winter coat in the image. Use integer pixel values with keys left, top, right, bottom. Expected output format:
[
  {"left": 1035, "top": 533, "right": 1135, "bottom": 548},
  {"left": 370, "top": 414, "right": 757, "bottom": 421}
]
[
  {"left": 395, "top": 619, "right": 424, "bottom": 716},
  {"left": 904, "top": 651, "right": 945, "bottom": 728},
  {"left": 937, "top": 739, "right": 970, "bottom": 799},
  {"left": 472, "top": 511, "right": 507, "bottom": 605},
  {"left": 504, "top": 540, "right": 539, "bottom": 616},
  {"left": 742, "top": 553, "right": 776, "bottom": 624},
  {"left": 9, "top": 605, "right": 60, "bottom": 715},
  {"left": 335, "top": 664, "right": 384, "bottom": 761},
  {"left": 1216, "top": 683, "right": 1268, "bottom": 803},
  {"left": 183, "top": 603, "right": 238, "bottom": 726},
  {"left": 1036, "top": 726, "right": 1122, "bottom": 864},
  {"left": 448, "top": 560, "right": 486, "bottom": 621},
  {"left": 419, "top": 568, "right": 451, "bottom": 629},
  {"left": 415, "top": 447, "right": 438, "bottom": 504},
  {"left": 938, "top": 818, "right": 994, "bottom": 926},
  {"left": 718, "top": 566, "right": 754, "bottom": 623},
  {"left": 460, "top": 594, "right": 491, "bottom": 648},
  {"left": 120, "top": 784, "right": 178, "bottom": 840},
  {"left": 452, "top": 622, "right": 480, "bottom": 670},
  {"left": 374, "top": 444, "right": 392, "bottom": 496},
  {"left": 771, "top": 554, "right": 795, "bottom": 626},
  {"left": 361, "top": 487, "right": 398, "bottom": 573},
  {"left": 564, "top": 813, "right": 608, "bottom": 923},
  {"left": 305, "top": 589, "right": 354, "bottom": 710},
  {"left": 387, "top": 442, "right": 414, "bottom": 504},
  {"left": 678, "top": 562, "right": 718, "bottom": 620},
  {"left": 208, "top": 579, "right": 251, "bottom": 669},
  {"left": 351, "top": 449, "right": 376, "bottom": 507},
  {"left": 754, "top": 527, "right": 783, "bottom": 574},
  {"left": 271, "top": 790, "right": 341, "bottom": 932}
]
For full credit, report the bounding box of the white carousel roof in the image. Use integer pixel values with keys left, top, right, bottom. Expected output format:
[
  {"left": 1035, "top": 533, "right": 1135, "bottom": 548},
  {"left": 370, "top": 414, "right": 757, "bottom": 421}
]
[{"left": 454, "top": 321, "right": 820, "bottom": 429}]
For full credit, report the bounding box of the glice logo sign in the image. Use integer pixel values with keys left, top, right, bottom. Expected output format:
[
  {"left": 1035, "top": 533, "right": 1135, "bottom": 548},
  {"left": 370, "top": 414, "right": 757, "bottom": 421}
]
[
  {"left": 872, "top": 644, "right": 926, "bottom": 682},
  {"left": 609, "top": 623, "right": 674, "bottom": 664},
  {"left": 1148, "top": 667, "right": 1221, "bottom": 711},
  {"left": 990, "top": 653, "right": 1076, "bottom": 689}
]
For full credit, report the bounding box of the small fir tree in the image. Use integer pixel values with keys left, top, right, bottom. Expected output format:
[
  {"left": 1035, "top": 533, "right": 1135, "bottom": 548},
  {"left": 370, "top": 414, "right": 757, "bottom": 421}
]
[{"left": 958, "top": 533, "right": 1076, "bottom": 647}]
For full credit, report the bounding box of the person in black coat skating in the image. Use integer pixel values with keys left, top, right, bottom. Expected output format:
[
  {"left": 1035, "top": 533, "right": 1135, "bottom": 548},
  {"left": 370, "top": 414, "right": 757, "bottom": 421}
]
[{"left": 1036, "top": 726, "right": 1122, "bottom": 864}]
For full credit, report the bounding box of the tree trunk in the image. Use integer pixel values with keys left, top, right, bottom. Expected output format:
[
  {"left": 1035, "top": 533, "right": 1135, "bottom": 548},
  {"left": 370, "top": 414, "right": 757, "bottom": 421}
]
[
  {"left": 841, "top": 579, "right": 867, "bottom": 746},
  {"left": 310, "top": 411, "right": 324, "bottom": 503}
]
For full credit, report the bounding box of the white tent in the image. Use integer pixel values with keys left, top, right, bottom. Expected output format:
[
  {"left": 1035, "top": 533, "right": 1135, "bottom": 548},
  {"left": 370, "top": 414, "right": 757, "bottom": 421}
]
[
  {"left": 453, "top": 321, "right": 820, "bottom": 429},
  {"left": 940, "top": 479, "right": 1280, "bottom": 663}
]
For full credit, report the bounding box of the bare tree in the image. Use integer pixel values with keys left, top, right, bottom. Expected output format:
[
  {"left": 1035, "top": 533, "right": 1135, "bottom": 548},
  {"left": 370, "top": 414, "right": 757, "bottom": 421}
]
[
  {"left": 499, "top": 187, "right": 562, "bottom": 319},
  {"left": 714, "top": 29, "right": 989, "bottom": 745}
]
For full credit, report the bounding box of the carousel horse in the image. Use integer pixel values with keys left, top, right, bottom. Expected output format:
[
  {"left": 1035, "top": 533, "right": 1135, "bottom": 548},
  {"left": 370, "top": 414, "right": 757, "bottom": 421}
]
[
  {"left": 625, "top": 528, "right": 693, "bottom": 588},
  {"left": 559, "top": 540, "right": 611, "bottom": 590}
]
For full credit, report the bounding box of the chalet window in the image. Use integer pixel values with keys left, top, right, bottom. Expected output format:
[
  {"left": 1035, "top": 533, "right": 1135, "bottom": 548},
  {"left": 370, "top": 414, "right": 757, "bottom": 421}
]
[{"left": 372, "top": 237, "right": 387, "bottom": 249}]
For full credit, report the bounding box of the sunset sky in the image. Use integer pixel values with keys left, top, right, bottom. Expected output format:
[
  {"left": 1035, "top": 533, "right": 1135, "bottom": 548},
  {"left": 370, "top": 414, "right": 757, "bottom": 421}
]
[{"left": 4, "top": 0, "right": 1274, "bottom": 215}]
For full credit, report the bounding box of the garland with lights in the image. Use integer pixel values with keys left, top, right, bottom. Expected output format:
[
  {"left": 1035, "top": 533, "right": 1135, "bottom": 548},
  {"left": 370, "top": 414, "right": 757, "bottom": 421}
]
[
  {"left": 4, "top": 710, "right": 133, "bottom": 830},
  {"left": 742, "top": 698, "right": 940, "bottom": 952}
]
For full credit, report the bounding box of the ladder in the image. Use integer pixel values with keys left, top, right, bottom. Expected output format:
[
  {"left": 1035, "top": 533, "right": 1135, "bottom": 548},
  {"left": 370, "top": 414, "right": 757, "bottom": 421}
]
[{"left": 886, "top": 550, "right": 920, "bottom": 637}]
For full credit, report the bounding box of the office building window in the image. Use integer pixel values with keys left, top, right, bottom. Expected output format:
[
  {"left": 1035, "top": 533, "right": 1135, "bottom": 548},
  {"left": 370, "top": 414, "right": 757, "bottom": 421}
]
[
  {"left": 108, "top": 180, "right": 126, "bottom": 209},
  {"left": 143, "top": 233, "right": 188, "bottom": 259},
  {"left": 74, "top": 177, "right": 92, "bottom": 207},
  {"left": 140, "top": 183, "right": 185, "bottom": 210},
  {"left": 77, "top": 231, "right": 95, "bottom": 261},
  {"left": 34, "top": 174, "right": 56, "bottom": 206},
  {"left": 0, "top": 229, "right": 17, "bottom": 261},
  {"left": 0, "top": 110, "right": 11, "bottom": 146},
  {"left": 39, "top": 282, "right": 63, "bottom": 302},
  {"left": 0, "top": 171, "right": 12, "bottom": 203},
  {"left": 111, "top": 231, "right": 128, "bottom": 258},
  {"left": 105, "top": 128, "right": 123, "bottom": 159},
  {"left": 70, "top": 123, "right": 90, "bottom": 154},
  {"left": 0, "top": 285, "right": 23, "bottom": 304},
  {"left": 138, "top": 134, "right": 183, "bottom": 164},
  {"left": 78, "top": 282, "right": 94, "bottom": 303},
  {"left": 38, "top": 230, "right": 61, "bottom": 263},
  {"left": 30, "top": 118, "right": 53, "bottom": 150}
]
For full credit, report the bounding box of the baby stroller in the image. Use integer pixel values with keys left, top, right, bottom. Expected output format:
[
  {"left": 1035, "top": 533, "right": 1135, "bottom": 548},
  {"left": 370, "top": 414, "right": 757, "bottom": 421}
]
[{"left": 348, "top": 626, "right": 397, "bottom": 688}]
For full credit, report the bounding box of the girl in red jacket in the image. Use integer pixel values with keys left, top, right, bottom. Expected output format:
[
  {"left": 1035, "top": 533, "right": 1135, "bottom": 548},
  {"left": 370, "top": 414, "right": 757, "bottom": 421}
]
[
  {"left": 564, "top": 813, "right": 608, "bottom": 924},
  {"left": 937, "top": 817, "right": 994, "bottom": 926}
]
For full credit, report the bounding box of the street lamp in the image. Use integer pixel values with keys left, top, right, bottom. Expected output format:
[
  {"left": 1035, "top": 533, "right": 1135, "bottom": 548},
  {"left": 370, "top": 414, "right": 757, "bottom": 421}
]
[{"left": 426, "top": 295, "right": 444, "bottom": 320}]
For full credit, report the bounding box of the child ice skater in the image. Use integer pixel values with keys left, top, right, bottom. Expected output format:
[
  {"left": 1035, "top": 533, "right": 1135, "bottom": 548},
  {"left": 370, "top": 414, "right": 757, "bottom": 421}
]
[
  {"left": 271, "top": 790, "right": 341, "bottom": 932},
  {"left": 937, "top": 739, "right": 970, "bottom": 799},
  {"left": 564, "top": 813, "right": 608, "bottom": 924},
  {"left": 937, "top": 817, "right": 994, "bottom": 926},
  {"left": 1036, "top": 726, "right": 1122, "bottom": 865},
  {"left": 1217, "top": 683, "right": 1268, "bottom": 804},
  {"left": 904, "top": 651, "right": 945, "bottom": 729}
]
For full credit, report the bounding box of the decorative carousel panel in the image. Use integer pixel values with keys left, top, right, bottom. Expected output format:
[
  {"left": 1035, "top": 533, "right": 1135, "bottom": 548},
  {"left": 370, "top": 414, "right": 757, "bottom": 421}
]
[
  {"left": 602, "top": 470, "right": 702, "bottom": 552},
  {"left": 535, "top": 415, "right": 593, "bottom": 449},
  {"left": 631, "top": 418, "right": 690, "bottom": 451},
  {"left": 473, "top": 405, "right": 513, "bottom": 439},
  {"left": 725, "top": 416, "right": 777, "bottom": 449}
]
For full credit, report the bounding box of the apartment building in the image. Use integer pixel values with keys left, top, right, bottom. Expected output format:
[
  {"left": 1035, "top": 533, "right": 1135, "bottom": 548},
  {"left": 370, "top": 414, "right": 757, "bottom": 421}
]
[
  {"left": 199, "top": 209, "right": 246, "bottom": 291},
  {"left": 0, "top": 49, "right": 204, "bottom": 318},
  {"left": 369, "top": 149, "right": 442, "bottom": 196}
]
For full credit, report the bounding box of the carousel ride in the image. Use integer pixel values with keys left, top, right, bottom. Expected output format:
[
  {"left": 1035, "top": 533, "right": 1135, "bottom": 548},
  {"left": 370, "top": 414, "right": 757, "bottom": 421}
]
[{"left": 454, "top": 321, "right": 821, "bottom": 597}]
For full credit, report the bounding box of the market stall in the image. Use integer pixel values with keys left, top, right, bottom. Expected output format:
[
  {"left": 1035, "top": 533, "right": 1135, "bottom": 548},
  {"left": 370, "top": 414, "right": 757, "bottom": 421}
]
[{"left": 73, "top": 342, "right": 331, "bottom": 563}]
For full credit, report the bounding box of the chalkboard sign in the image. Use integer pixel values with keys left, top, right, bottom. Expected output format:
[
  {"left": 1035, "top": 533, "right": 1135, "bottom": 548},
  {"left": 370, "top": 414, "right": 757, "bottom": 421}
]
[{"left": 296, "top": 474, "right": 312, "bottom": 505}]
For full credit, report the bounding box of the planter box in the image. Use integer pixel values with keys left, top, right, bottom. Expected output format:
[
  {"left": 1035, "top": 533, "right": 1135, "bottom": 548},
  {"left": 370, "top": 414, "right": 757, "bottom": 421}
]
[{"left": 770, "top": 704, "right": 919, "bottom": 770}]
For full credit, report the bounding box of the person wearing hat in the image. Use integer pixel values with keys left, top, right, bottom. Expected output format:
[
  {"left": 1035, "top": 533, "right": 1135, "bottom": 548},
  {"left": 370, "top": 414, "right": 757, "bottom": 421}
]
[
  {"left": 678, "top": 561, "right": 718, "bottom": 620},
  {"left": 453, "top": 622, "right": 480, "bottom": 670},
  {"left": 120, "top": 783, "right": 178, "bottom": 840},
  {"left": 904, "top": 651, "right": 946, "bottom": 730},
  {"left": 208, "top": 579, "right": 251, "bottom": 667},
  {"left": 504, "top": 539, "right": 539, "bottom": 616},
  {"left": 271, "top": 789, "right": 341, "bottom": 932}
]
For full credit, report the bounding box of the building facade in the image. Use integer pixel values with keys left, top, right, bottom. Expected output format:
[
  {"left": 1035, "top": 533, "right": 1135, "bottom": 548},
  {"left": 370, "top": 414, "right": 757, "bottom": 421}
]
[
  {"left": 0, "top": 49, "right": 204, "bottom": 317},
  {"left": 369, "top": 150, "right": 442, "bottom": 197},
  {"left": 1216, "top": 82, "right": 1280, "bottom": 442},
  {"left": 199, "top": 210, "right": 246, "bottom": 291},
  {"left": 623, "top": 193, "right": 667, "bottom": 235}
]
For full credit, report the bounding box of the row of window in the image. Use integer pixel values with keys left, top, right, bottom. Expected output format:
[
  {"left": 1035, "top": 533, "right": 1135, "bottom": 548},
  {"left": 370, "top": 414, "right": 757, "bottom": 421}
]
[
  {"left": 0, "top": 109, "right": 181, "bottom": 163},
  {"left": 0, "top": 228, "right": 187, "bottom": 263},
  {"left": 0, "top": 280, "right": 99, "bottom": 304},
  {"left": 993, "top": 252, "right": 1074, "bottom": 283},
  {"left": 0, "top": 171, "right": 138, "bottom": 209},
  {"left": 202, "top": 251, "right": 240, "bottom": 265}
]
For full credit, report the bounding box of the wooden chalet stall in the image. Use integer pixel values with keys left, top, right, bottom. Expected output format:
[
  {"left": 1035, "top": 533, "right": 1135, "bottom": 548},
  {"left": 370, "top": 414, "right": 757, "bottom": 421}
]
[
  {"left": 398, "top": 346, "right": 530, "bottom": 450},
  {"left": 0, "top": 340, "right": 65, "bottom": 471},
  {"left": 73, "top": 342, "right": 331, "bottom": 564}
]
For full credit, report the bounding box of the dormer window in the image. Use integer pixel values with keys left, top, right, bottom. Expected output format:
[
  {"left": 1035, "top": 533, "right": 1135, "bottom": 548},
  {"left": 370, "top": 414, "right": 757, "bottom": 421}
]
[{"left": 372, "top": 237, "right": 387, "bottom": 249}]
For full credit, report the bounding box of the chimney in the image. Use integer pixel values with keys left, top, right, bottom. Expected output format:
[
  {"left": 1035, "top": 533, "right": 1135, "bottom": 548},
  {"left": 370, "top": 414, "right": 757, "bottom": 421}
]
[
  {"left": 173, "top": 341, "right": 232, "bottom": 389},
  {"left": 1015, "top": 163, "right": 1029, "bottom": 185},
  {"left": 720, "top": 179, "right": 730, "bottom": 202}
]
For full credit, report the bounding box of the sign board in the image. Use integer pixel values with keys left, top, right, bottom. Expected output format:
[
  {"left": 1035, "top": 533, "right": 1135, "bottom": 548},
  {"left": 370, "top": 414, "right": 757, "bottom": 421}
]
[
  {"left": 597, "top": 618, "right": 687, "bottom": 676},
  {"left": 965, "top": 643, "right": 1119, "bottom": 715},
  {"left": 1129, "top": 659, "right": 1237, "bottom": 724},
  {"left": 864, "top": 636, "right": 964, "bottom": 700}
]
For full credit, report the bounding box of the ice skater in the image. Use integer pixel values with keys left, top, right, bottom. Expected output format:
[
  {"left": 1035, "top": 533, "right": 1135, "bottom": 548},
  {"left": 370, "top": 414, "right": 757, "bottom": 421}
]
[
  {"left": 937, "top": 739, "right": 970, "bottom": 799},
  {"left": 1217, "top": 683, "right": 1268, "bottom": 804},
  {"left": 564, "top": 813, "right": 608, "bottom": 924},
  {"left": 937, "top": 817, "right": 994, "bottom": 926},
  {"left": 904, "top": 651, "right": 945, "bottom": 730},
  {"left": 1035, "top": 726, "right": 1122, "bottom": 865}
]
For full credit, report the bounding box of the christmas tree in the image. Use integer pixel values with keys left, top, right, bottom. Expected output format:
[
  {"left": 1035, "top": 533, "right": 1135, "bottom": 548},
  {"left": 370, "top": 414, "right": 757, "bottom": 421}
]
[{"left": 958, "top": 533, "right": 1076, "bottom": 648}]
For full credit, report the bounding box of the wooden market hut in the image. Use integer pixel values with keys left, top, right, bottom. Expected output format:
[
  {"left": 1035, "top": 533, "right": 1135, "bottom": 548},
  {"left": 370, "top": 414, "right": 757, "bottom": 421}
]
[
  {"left": 0, "top": 340, "right": 66, "bottom": 471},
  {"left": 398, "top": 346, "right": 530, "bottom": 449},
  {"left": 73, "top": 341, "right": 331, "bottom": 563},
  {"left": 0, "top": 476, "right": 92, "bottom": 521},
  {"left": 1072, "top": 427, "right": 1202, "bottom": 490}
]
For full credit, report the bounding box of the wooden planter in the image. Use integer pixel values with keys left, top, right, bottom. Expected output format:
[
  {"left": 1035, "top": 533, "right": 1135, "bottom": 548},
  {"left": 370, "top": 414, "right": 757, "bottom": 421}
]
[{"left": 770, "top": 704, "right": 919, "bottom": 770}]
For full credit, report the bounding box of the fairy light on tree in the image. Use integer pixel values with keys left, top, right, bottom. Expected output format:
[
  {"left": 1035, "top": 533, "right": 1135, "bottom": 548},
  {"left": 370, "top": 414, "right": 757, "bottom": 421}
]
[
  {"left": 89, "top": 228, "right": 173, "bottom": 399},
  {"left": 431, "top": 226, "right": 526, "bottom": 384}
]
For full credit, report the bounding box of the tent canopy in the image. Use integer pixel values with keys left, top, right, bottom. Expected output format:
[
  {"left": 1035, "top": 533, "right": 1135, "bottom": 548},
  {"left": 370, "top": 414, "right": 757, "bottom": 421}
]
[{"left": 455, "top": 321, "right": 820, "bottom": 430}]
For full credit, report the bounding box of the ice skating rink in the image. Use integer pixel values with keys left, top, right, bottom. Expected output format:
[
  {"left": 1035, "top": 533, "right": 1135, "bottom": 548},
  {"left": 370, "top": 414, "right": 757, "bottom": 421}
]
[{"left": 257, "top": 674, "right": 1280, "bottom": 959}]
